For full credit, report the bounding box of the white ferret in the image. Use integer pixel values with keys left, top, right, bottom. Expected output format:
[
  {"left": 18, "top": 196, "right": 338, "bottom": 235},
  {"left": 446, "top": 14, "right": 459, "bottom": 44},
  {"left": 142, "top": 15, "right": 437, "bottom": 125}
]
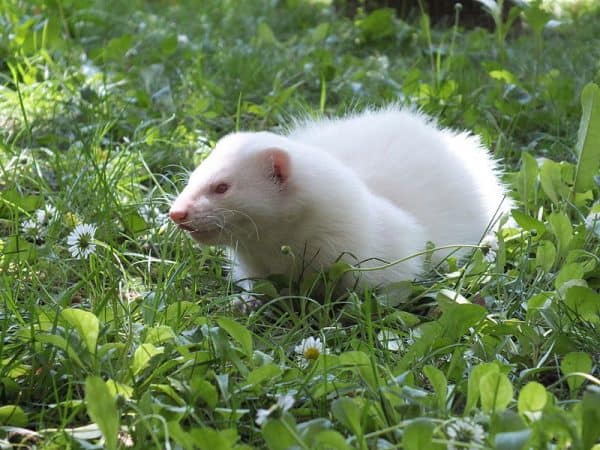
[{"left": 169, "top": 107, "right": 510, "bottom": 292}]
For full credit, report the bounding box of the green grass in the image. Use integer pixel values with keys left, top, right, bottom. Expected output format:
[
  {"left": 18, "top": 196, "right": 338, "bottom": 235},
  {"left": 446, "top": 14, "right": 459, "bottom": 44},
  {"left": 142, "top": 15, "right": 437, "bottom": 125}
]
[{"left": 1, "top": 0, "right": 600, "bottom": 449}]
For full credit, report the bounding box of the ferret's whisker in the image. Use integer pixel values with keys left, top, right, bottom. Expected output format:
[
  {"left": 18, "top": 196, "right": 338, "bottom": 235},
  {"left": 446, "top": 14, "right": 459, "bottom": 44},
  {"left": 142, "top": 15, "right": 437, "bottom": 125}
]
[{"left": 215, "top": 208, "right": 260, "bottom": 240}]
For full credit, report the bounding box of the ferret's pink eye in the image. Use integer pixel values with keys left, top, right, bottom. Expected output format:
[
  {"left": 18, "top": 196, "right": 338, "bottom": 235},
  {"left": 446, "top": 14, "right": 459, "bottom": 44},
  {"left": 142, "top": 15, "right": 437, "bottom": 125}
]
[{"left": 214, "top": 183, "right": 229, "bottom": 194}]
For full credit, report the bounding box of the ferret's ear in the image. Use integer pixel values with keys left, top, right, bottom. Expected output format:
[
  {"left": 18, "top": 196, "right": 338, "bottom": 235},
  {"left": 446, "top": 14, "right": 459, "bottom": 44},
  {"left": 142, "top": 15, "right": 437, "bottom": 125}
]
[{"left": 263, "top": 148, "right": 290, "bottom": 188}]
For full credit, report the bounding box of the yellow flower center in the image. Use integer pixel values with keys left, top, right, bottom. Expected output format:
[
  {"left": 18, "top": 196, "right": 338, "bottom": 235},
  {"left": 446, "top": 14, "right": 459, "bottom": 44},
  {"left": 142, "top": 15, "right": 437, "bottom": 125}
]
[{"left": 304, "top": 347, "right": 320, "bottom": 360}]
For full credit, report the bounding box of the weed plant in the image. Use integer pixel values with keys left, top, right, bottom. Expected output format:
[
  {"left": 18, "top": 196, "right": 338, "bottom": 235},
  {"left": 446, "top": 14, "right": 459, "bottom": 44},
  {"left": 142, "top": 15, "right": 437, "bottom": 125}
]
[{"left": 1, "top": 0, "right": 599, "bottom": 449}]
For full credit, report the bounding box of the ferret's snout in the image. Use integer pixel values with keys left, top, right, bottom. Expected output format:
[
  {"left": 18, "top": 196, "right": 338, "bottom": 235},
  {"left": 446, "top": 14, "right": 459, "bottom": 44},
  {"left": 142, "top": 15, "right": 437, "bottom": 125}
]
[
  {"left": 169, "top": 196, "right": 200, "bottom": 231},
  {"left": 169, "top": 207, "right": 188, "bottom": 223},
  {"left": 169, "top": 194, "right": 194, "bottom": 224}
]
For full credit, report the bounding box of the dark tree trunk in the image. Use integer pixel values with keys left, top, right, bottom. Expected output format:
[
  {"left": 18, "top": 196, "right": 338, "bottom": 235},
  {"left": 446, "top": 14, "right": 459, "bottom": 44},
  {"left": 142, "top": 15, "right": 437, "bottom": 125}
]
[{"left": 336, "top": 0, "right": 513, "bottom": 28}]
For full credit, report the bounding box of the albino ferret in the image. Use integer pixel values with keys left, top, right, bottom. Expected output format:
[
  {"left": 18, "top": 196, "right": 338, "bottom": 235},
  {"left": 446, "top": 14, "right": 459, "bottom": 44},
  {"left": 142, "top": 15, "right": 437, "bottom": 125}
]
[{"left": 169, "top": 107, "right": 510, "bottom": 293}]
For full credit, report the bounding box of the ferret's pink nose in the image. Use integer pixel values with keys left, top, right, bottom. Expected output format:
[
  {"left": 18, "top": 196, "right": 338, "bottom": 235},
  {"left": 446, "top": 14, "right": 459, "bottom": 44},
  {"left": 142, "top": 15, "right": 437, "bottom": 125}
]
[{"left": 169, "top": 208, "right": 188, "bottom": 223}]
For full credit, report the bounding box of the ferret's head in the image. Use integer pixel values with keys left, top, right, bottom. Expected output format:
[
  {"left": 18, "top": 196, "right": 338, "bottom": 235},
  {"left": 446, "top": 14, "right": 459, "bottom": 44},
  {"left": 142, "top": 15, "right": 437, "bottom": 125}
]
[{"left": 169, "top": 132, "right": 301, "bottom": 244}]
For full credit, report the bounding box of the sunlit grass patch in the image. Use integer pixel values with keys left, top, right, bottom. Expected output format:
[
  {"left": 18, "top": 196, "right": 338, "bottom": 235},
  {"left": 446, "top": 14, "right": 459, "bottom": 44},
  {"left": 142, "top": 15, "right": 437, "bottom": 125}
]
[{"left": 1, "top": 0, "right": 599, "bottom": 448}]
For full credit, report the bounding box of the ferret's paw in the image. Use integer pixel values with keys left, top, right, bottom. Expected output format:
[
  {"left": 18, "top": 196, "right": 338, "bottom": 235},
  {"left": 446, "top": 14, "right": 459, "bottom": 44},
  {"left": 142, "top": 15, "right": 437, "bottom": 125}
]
[{"left": 231, "top": 294, "right": 262, "bottom": 314}]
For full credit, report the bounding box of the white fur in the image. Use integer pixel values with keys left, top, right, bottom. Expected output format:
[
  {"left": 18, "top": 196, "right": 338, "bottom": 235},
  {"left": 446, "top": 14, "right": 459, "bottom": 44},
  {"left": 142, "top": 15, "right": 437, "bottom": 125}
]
[{"left": 170, "top": 107, "right": 510, "bottom": 292}]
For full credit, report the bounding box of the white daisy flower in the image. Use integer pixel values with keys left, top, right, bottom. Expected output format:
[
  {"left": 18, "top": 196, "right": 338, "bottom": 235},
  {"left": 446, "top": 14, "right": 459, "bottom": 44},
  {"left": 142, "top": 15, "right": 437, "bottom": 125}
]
[
  {"left": 35, "top": 205, "right": 57, "bottom": 225},
  {"left": 294, "top": 336, "right": 325, "bottom": 364},
  {"left": 255, "top": 408, "right": 270, "bottom": 426},
  {"left": 255, "top": 393, "right": 295, "bottom": 426},
  {"left": 585, "top": 211, "right": 600, "bottom": 238},
  {"left": 117, "top": 430, "right": 134, "bottom": 447},
  {"left": 446, "top": 418, "right": 486, "bottom": 450},
  {"left": 67, "top": 223, "right": 97, "bottom": 259},
  {"left": 377, "top": 330, "right": 402, "bottom": 351},
  {"left": 277, "top": 393, "right": 295, "bottom": 412},
  {"left": 20, "top": 205, "right": 57, "bottom": 243},
  {"left": 476, "top": 0, "right": 501, "bottom": 17},
  {"left": 21, "top": 218, "right": 45, "bottom": 242},
  {"left": 483, "top": 249, "right": 496, "bottom": 263},
  {"left": 480, "top": 234, "right": 499, "bottom": 263}
]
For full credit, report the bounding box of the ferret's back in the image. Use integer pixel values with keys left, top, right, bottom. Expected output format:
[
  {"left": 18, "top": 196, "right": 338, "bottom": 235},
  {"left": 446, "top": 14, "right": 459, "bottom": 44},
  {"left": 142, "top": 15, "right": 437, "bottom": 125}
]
[{"left": 288, "top": 107, "right": 510, "bottom": 252}]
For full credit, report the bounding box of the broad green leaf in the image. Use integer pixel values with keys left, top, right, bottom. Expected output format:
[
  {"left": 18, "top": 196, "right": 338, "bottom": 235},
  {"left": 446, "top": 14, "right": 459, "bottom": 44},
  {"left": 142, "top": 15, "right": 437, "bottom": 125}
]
[
  {"left": 313, "top": 430, "right": 351, "bottom": 450},
  {"left": 297, "top": 418, "right": 335, "bottom": 446},
  {"left": 480, "top": 372, "right": 513, "bottom": 413},
  {"left": 340, "top": 351, "right": 378, "bottom": 390},
  {"left": 574, "top": 190, "right": 595, "bottom": 208},
  {"left": 328, "top": 261, "right": 351, "bottom": 283},
  {"left": 168, "top": 420, "right": 196, "bottom": 449},
  {"left": 489, "top": 69, "right": 516, "bottom": 84},
  {"left": 574, "top": 83, "right": 600, "bottom": 192},
  {"left": 132, "top": 343, "right": 164, "bottom": 376},
  {"left": 540, "top": 159, "right": 566, "bottom": 205},
  {"left": 399, "top": 303, "right": 486, "bottom": 372},
  {"left": 0, "top": 189, "right": 44, "bottom": 219},
  {"left": 262, "top": 417, "right": 301, "bottom": 450},
  {"left": 437, "top": 302, "right": 487, "bottom": 328},
  {"left": 252, "top": 280, "right": 279, "bottom": 299},
  {"left": 145, "top": 325, "right": 177, "bottom": 344},
  {"left": 564, "top": 286, "right": 600, "bottom": 323},
  {"left": 582, "top": 388, "right": 600, "bottom": 450},
  {"left": 160, "top": 34, "right": 178, "bottom": 56},
  {"left": 522, "top": 0, "right": 551, "bottom": 35},
  {"left": 218, "top": 317, "right": 253, "bottom": 357},
  {"left": 376, "top": 280, "right": 413, "bottom": 307},
  {"left": 191, "top": 378, "right": 218, "bottom": 409},
  {"left": 61, "top": 308, "right": 99, "bottom": 355},
  {"left": 97, "top": 342, "right": 126, "bottom": 362},
  {"left": 403, "top": 419, "right": 435, "bottom": 450},
  {"left": 357, "top": 8, "right": 395, "bottom": 42},
  {"left": 0, "top": 405, "right": 27, "bottom": 426},
  {"left": 98, "top": 34, "right": 133, "bottom": 62},
  {"left": 255, "top": 23, "right": 278, "bottom": 46},
  {"left": 331, "top": 397, "right": 363, "bottom": 435},
  {"left": 122, "top": 212, "right": 147, "bottom": 235},
  {"left": 535, "top": 240, "right": 556, "bottom": 272},
  {"left": 554, "top": 262, "right": 585, "bottom": 289},
  {"left": 1, "top": 236, "right": 37, "bottom": 265},
  {"left": 423, "top": 365, "right": 447, "bottom": 413},
  {"left": 560, "top": 352, "right": 592, "bottom": 393},
  {"left": 438, "top": 80, "right": 458, "bottom": 100},
  {"left": 466, "top": 363, "right": 500, "bottom": 413},
  {"left": 526, "top": 292, "right": 553, "bottom": 318},
  {"left": 511, "top": 210, "right": 545, "bottom": 236},
  {"left": 565, "top": 248, "right": 597, "bottom": 272},
  {"left": 516, "top": 152, "right": 538, "bottom": 212},
  {"left": 215, "top": 373, "right": 230, "bottom": 402},
  {"left": 85, "top": 376, "right": 119, "bottom": 450},
  {"left": 154, "top": 383, "right": 186, "bottom": 406},
  {"left": 297, "top": 418, "right": 338, "bottom": 449},
  {"left": 518, "top": 382, "right": 547, "bottom": 414},
  {"left": 204, "top": 324, "right": 231, "bottom": 358},
  {"left": 35, "top": 333, "right": 85, "bottom": 367},
  {"left": 494, "top": 430, "right": 531, "bottom": 450},
  {"left": 164, "top": 302, "right": 202, "bottom": 328},
  {"left": 310, "top": 23, "right": 330, "bottom": 43},
  {"left": 0, "top": 189, "right": 42, "bottom": 214},
  {"left": 247, "top": 363, "right": 283, "bottom": 386},
  {"left": 490, "top": 409, "right": 527, "bottom": 433},
  {"left": 547, "top": 211, "right": 572, "bottom": 259},
  {"left": 106, "top": 379, "right": 133, "bottom": 399},
  {"left": 192, "top": 427, "right": 238, "bottom": 450}
]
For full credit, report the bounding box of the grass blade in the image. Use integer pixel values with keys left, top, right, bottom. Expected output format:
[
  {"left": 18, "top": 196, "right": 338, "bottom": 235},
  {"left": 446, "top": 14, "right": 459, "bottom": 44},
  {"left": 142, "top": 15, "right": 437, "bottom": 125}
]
[{"left": 573, "top": 82, "right": 600, "bottom": 193}]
